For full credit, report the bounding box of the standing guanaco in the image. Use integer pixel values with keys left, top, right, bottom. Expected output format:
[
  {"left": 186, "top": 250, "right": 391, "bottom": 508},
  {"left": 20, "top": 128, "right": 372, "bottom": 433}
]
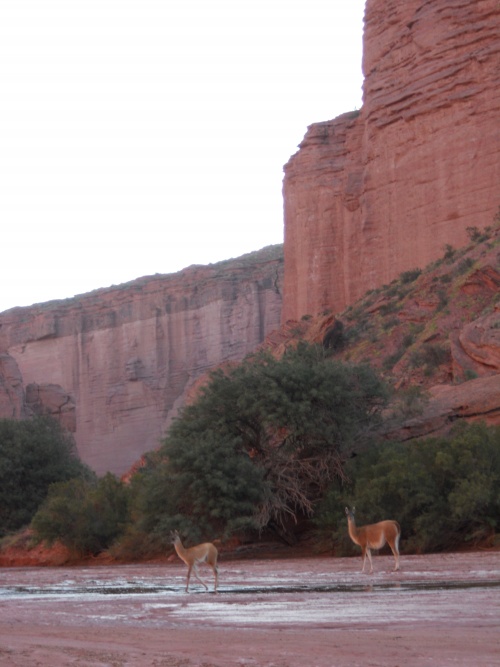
[
  {"left": 170, "top": 530, "right": 219, "bottom": 592},
  {"left": 345, "top": 507, "right": 401, "bottom": 573}
]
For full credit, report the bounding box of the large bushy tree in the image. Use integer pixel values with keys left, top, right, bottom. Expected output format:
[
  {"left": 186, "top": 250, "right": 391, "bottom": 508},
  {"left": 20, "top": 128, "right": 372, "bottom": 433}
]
[
  {"left": 0, "top": 416, "right": 92, "bottom": 536},
  {"left": 136, "top": 344, "right": 388, "bottom": 543}
]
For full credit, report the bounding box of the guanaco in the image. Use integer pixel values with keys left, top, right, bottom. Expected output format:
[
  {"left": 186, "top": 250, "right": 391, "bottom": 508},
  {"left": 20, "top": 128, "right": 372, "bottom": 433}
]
[
  {"left": 170, "top": 530, "right": 219, "bottom": 592},
  {"left": 345, "top": 507, "right": 401, "bottom": 573}
]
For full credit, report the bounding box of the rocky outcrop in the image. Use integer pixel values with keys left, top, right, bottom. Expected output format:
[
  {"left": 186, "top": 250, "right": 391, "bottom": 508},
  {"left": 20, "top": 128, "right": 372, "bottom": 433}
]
[
  {"left": 386, "top": 375, "right": 500, "bottom": 442},
  {"left": 0, "top": 247, "right": 283, "bottom": 475},
  {"left": 282, "top": 112, "right": 365, "bottom": 322},
  {"left": 282, "top": 0, "right": 500, "bottom": 322},
  {"left": 25, "top": 383, "right": 76, "bottom": 432}
]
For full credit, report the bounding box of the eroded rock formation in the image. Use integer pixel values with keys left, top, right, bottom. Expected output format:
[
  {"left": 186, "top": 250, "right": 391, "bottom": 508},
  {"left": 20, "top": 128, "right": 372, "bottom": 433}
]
[
  {"left": 0, "top": 248, "right": 283, "bottom": 474},
  {"left": 282, "top": 0, "right": 500, "bottom": 321}
]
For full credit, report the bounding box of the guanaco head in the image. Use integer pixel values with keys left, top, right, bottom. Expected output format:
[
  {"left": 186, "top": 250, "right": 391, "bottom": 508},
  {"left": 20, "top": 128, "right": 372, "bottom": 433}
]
[
  {"left": 345, "top": 506, "right": 356, "bottom": 520},
  {"left": 169, "top": 530, "right": 180, "bottom": 544}
]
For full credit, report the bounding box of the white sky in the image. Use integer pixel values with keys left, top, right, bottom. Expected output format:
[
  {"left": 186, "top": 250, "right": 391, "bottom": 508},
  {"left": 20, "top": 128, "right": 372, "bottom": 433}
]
[{"left": 0, "top": 0, "right": 365, "bottom": 313}]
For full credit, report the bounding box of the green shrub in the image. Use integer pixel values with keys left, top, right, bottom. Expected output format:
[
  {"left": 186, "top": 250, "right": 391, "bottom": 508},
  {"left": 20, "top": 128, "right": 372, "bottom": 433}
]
[
  {"left": 382, "top": 317, "right": 399, "bottom": 331},
  {"left": 32, "top": 473, "right": 129, "bottom": 556},
  {"left": 466, "top": 226, "right": 491, "bottom": 243},
  {"left": 388, "top": 386, "right": 427, "bottom": 422},
  {"left": 401, "top": 333, "right": 413, "bottom": 348},
  {"left": 410, "top": 343, "right": 450, "bottom": 370},
  {"left": 0, "top": 417, "right": 92, "bottom": 536},
  {"left": 456, "top": 257, "right": 475, "bottom": 275},
  {"left": 316, "top": 422, "right": 500, "bottom": 553},
  {"left": 344, "top": 318, "right": 372, "bottom": 344},
  {"left": 423, "top": 343, "right": 450, "bottom": 367},
  {"left": 443, "top": 244, "right": 456, "bottom": 262},
  {"left": 400, "top": 268, "right": 422, "bottom": 284},
  {"left": 436, "top": 289, "right": 449, "bottom": 309},
  {"left": 382, "top": 349, "right": 404, "bottom": 370},
  {"left": 379, "top": 301, "right": 400, "bottom": 315}
]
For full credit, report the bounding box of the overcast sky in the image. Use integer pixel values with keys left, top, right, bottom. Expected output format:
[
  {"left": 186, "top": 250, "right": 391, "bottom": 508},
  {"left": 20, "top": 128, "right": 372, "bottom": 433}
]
[{"left": 0, "top": 0, "right": 366, "bottom": 313}]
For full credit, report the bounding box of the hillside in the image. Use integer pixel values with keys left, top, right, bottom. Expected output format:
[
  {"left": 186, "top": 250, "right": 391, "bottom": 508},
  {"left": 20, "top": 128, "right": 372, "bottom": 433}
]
[{"left": 266, "top": 222, "right": 500, "bottom": 439}]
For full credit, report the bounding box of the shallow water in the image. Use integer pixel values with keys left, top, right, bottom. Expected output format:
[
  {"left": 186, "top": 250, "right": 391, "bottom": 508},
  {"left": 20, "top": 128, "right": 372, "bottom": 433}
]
[
  {"left": 1, "top": 578, "right": 499, "bottom": 599},
  {"left": 1, "top": 552, "right": 498, "bottom": 630}
]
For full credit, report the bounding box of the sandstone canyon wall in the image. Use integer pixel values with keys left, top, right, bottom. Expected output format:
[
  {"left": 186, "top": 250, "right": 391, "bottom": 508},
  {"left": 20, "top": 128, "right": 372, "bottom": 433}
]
[
  {"left": 0, "top": 248, "right": 283, "bottom": 475},
  {"left": 282, "top": 0, "right": 500, "bottom": 321}
]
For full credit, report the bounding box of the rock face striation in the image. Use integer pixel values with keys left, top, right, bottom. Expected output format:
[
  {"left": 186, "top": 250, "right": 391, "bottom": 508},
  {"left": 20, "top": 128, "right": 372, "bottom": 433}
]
[
  {"left": 0, "top": 248, "right": 283, "bottom": 475},
  {"left": 282, "top": 0, "right": 500, "bottom": 322}
]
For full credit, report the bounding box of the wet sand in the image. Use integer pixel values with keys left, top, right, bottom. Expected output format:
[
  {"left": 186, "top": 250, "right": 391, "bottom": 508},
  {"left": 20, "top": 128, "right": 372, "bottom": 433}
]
[{"left": 0, "top": 551, "right": 499, "bottom": 666}]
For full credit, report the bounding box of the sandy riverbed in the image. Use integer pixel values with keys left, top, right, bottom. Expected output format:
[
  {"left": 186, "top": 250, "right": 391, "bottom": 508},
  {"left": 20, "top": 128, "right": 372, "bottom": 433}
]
[{"left": 0, "top": 550, "right": 499, "bottom": 666}]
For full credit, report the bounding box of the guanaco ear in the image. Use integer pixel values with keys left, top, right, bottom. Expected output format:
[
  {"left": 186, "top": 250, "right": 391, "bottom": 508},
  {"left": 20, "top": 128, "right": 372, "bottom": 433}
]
[{"left": 345, "top": 507, "right": 349, "bottom": 514}]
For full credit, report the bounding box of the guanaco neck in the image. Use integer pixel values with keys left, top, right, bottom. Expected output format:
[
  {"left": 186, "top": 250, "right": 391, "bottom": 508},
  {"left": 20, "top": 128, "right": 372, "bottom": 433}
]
[
  {"left": 173, "top": 537, "right": 188, "bottom": 562},
  {"left": 346, "top": 513, "right": 361, "bottom": 545}
]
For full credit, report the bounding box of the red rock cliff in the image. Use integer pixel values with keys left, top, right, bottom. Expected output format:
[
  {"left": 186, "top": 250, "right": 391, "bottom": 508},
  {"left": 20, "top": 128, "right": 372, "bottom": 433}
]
[
  {"left": 282, "top": 0, "right": 500, "bottom": 321},
  {"left": 0, "top": 248, "right": 283, "bottom": 475}
]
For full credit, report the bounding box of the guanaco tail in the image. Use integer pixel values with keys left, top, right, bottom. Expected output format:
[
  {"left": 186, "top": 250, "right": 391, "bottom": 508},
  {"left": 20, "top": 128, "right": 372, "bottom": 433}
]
[
  {"left": 345, "top": 507, "right": 401, "bottom": 574},
  {"left": 170, "top": 530, "right": 219, "bottom": 592}
]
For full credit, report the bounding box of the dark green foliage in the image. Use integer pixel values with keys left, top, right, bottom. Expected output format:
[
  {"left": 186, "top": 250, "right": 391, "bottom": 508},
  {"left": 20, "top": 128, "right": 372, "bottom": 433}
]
[
  {"left": 402, "top": 332, "right": 415, "bottom": 348},
  {"left": 400, "top": 268, "right": 422, "bottom": 284},
  {"left": 466, "top": 226, "right": 483, "bottom": 242},
  {"left": 436, "top": 289, "right": 449, "bottom": 310},
  {"left": 422, "top": 343, "right": 450, "bottom": 367},
  {"left": 438, "top": 273, "right": 452, "bottom": 283},
  {"left": 135, "top": 344, "right": 388, "bottom": 543},
  {"left": 389, "top": 386, "right": 427, "bottom": 421},
  {"left": 382, "top": 349, "right": 405, "bottom": 370},
  {"left": 137, "top": 435, "right": 264, "bottom": 546},
  {"left": 32, "top": 473, "right": 129, "bottom": 555},
  {"left": 466, "top": 226, "right": 492, "bottom": 243},
  {"left": 382, "top": 317, "right": 399, "bottom": 331},
  {"left": 0, "top": 417, "right": 92, "bottom": 536},
  {"left": 379, "top": 301, "right": 400, "bottom": 315},
  {"left": 443, "top": 244, "right": 456, "bottom": 262},
  {"left": 456, "top": 257, "right": 475, "bottom": 275},
  {"left": 316, "top": 422, "right": 500, "bottom": 553},
  {"left": 409, "top": 343, "right": 450, "bottom": 371}
]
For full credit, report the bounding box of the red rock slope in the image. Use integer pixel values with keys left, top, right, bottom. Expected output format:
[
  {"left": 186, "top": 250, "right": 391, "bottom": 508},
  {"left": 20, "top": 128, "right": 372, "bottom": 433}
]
[{"left": 268, "top": 226, "right": 500, "bottom": 437}]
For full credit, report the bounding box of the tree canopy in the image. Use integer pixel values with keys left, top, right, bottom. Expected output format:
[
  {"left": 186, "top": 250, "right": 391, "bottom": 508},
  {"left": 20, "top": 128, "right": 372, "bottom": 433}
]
[
  {"left": 134, "top": 344, "right": 388, "bottom": 544},
  {"left": 32, "top": 473, "right": 130, "bottom": 555},
  {"left": 0, "top": 416, "right": 92, "bottom": 536}
]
